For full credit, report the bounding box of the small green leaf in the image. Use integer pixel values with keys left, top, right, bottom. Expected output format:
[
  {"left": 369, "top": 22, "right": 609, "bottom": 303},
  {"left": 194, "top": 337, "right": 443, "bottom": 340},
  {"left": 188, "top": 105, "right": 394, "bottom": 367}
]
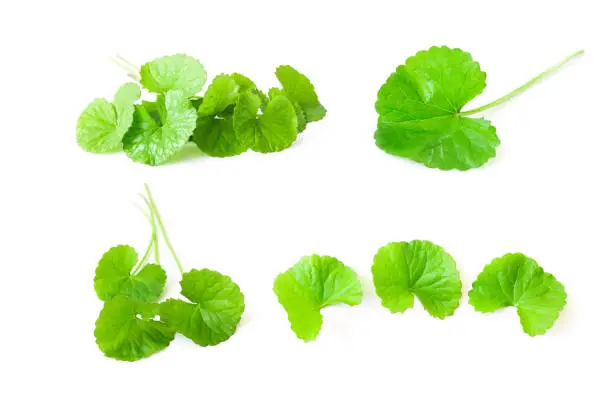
[
  {"left": 275, "top": 65, "right": 326, "bottom": 123},
  {"left": 375, "top": 46, "right": 500, "bottom": 170},
  {"left": 192, "top": 115, "right": 246, "bottom": 157},
  {"left": 160, "top": 269, "right": 245, "bottom": 346},
  {"left": 469, "top": 253, "right": 567, "bottom": 336},
  {"left": 93, "top": 245, "right": 166, "bottom": 302},
  {"left": 95, "top": 296, "right": 175, "bottom": 362},
  {"left": 234, "top": 93, "right": 298, "bottom": 153},
  {"left": 198, "top": 74, "right": 240, "bottom": 116},
  {"left": 273, "top": 255, "right": 362, "bottom": 341},
  {"left": 371, "top": 240, "right": 462, "bottom": 318},
  {"left": 123, "top": 90, "right": 197, "bottom": 166},
  {"left": 140, "top": 54, "right": 206, "bottom": 95},
  {"left": 76, "top": 83, "right": 141, "bottom": 153}
]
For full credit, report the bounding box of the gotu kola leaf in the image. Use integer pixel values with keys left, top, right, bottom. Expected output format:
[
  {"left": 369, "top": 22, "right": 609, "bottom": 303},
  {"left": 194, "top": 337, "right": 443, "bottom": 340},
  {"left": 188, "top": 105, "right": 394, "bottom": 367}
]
[
  {"left": 275, "top": 65, "right": 326, "bottom": 124},
  {"left": 375, "top": 46, "right": 583, "bottom": 170},
  {"left": 233, "top": 92, "right": 297, "bottom": 153},
  {"left": 140, "top": 54, "right": 206, "bottom": 96},
  {"left": 376, "top": 46, "right": 498, "bottom": 170},
  {"left": 371, "top": 240, "right": 462, "bottom": 318},
  {"left": 273, "top": 255, "right": 363, "bottom": 342},
  {"left": 160, "top": 269, "right": 245, "bottom": 346},
  {"left": 95, "top": 296, "right": 175, "bottom": 362},
  {"left": 468, "top": 253, "right": 566, "bottom": 336},
  {"left": 123, "top": 90, "right": 197, "bottom": 166},
  {"left": 94, "top": 245, "right": 166, "bottom": 302},
  {"left": 76, "top": 83, "right": 141, "bottom": 153},
  {"left": 192, "top": 74, "right": 247, "bottom": 157}
]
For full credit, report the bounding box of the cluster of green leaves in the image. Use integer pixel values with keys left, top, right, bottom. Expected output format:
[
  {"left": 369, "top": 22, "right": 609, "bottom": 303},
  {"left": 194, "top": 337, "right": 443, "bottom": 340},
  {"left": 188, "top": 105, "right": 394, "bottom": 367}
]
[
  {"left": 93, "top": 185, "right": 244, "bottom": 361},
  {"left": 77, "top": 54, "right": 326, "bottom": 165},
  {"left": 375, "top": 46, "right": 583, "bottom": 170},
  {"left": 274, "top": 241, "right": 566, "bottom": 341}
]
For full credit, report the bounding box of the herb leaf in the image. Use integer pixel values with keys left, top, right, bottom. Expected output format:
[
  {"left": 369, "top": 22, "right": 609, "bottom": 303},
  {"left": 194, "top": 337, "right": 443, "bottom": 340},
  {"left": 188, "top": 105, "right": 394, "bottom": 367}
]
[
  {"left": 198, "top": 74, "right": 240, "bottom": 116},
  {"left": 275, "top": 65, "right": 326, "bottom": 123},
  {"left": 76, "top": 83, "right": 141, "bottom": 153},
  {"left": 140, "top": 54, "right": 206, "bottom": 96},
  {"left": 375, "top": 46, "right": 583, "bottom": 170},
  {"left": 234, "top": 93, "right": 298, "bottom": 153},
  {"left": 160, "top": 269, "right": 245, "bottom": 346},
  {"left": 274, "top": 255, "right": 362, "bottom": 341},
  {"left": 193, "top": 115, "right": 246, "bottom": 157},
  {"left": 123, "top": 90, "right": 197, "bottom": 166},
  {"left": 372, "top": 240, "right": 462, "bottom": 318},
  {"left": 468, "top": 253, "right": 566, "bottom": 336},
  {"left": 94, "top": 245, "right": 166, "bottom": 302},
  {"left": 94, "top": 296, "right": 175, "bottom": 362},
  {"left": 376, "top": 46, "right": 499, "bottom": 170}
]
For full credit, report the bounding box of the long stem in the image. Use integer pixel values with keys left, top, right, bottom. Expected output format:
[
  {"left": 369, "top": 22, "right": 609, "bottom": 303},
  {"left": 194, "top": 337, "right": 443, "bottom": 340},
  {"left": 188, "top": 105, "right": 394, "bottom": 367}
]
[
  {"left": 462, "top": 50, "right": 584, "bottom": 115},
  {"left": 110, "top": 55, "right": 141, "bottom": 81},
  {"left": 144, "top": 184, "right": 184, "bottom": 275},
  {"left": 142, "top": 196, "right": 160, "bottom": 264},
  {"left": 132, "top": 206, "right": 157, "bottom": 275}
]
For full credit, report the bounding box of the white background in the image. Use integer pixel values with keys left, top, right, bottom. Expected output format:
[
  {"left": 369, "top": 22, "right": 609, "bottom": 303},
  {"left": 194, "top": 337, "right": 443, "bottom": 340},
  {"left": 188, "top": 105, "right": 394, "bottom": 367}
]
[{"left": 1, "top": 0, "right": 610, "bottom": 406}]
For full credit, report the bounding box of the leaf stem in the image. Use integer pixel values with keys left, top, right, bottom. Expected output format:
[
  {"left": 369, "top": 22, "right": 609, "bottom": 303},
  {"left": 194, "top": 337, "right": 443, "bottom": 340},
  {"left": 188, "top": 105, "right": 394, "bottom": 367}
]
[
  {"left": 144, "top": 184, "right": 184, "bottom": 275},
  {"left": 461, "top": 49, "right": 584, "bottom": 116},
  {"left": 132, "top": 202, "right": 157, "bottom": 275},
  {"left": 141, "top": 196, "right": 160, "bottom": 264},
  {"left": 110, "top": 55, "right": 141, "bottom": 81}
]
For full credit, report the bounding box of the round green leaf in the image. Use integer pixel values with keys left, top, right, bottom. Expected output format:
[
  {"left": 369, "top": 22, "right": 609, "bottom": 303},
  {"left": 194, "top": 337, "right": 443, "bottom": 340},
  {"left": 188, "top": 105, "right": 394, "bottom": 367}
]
[
  {"left": 273, "top": 255, "right": 362, "bottom": 341},
  {"left": 375, "top": 46, "right": 500, "bottom": 170},
  {"left": 160, "top": 269, "right": 245, "bottom": 347},
  {"left": 198, "top": 74, "right": 240, "bottom": 116},
  {"left": 123, "top": 90, "right": 197, "bottom": 166},
  {"left": 93, "top": 245, "right": 166, "bottom": 302},
  {"left": 372, "top": 240, "right": 462, "bottom": 318},
  {"left": 275, "top": 65, "right": 326, "bottom": 123},
  {"left": 140, "top": 54, "right": 206, "bottom": 96},
  {"left": 234, "top": 93, "right": 298, "bottom": 153},
  {"left": 469, "top": 253, "right": 567, "bottom": 336},
  {"left": 193, "top": 115, "right": 247, "bottom": 157},
  {"left": 76, "top": 83, "right": 141, "bottom": 153},
  {"left": 95, "top": 296, "right": 175, "bottom": 362}
]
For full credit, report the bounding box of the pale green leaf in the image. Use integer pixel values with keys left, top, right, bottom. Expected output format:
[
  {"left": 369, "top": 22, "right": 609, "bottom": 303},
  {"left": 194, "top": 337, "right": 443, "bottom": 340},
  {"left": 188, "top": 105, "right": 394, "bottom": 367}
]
[
  {"left": 469, "top": 253, "right": 567, "bottom": 336},
  {"left": 140, "top": 54, "right": 206, "bottom": 95},
  {"left": 274, "top": 255, "right": 362, "bottom": 341}
]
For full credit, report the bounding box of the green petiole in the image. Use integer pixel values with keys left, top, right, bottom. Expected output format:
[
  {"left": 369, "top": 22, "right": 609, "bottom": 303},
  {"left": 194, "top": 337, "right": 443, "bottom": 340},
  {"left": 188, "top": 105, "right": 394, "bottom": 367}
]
[
  {"left": 462, "top": 49, "right": 584, "bottom": 116},
  {"left": 110, "top": 55, "right": 141, "bottom": 81},
  {"left": 132, "top": 198, "right": 159, "bottom": 275},
  {"left": 144, "top": 184, "right": 184, "bottom": 275}
]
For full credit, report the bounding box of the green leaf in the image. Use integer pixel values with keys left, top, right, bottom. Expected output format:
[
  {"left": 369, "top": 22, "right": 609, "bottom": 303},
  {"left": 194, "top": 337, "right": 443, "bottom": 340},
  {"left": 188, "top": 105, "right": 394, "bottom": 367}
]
[
  {"left": 198, "top": 74, "right": 240, "bottom": 116},
  {"left": 76, "top": 83, "right": 141, "bottom": 153},
  {"left": 371, "top": 240, "right": 462, "bottom": 318},
  {"left": 269, "top": 87, "right": 307, "bottom": 132},
  {"left": 94, "top": 245, "right": 166, "bottom": 302},
  {"left": 468, "top": 253, "right": 567, "bottom": 336},
  {"left": 192, "top": 115, "right": 246, "bottom": 157},
  {"left": 95, "top": 296, "right": 175, "bottom": 362},
  {"left": 160, "top": 269, "right": 245, "bottom": 346},
  {"left": 275, "top": 65, "right": 326, "bottom": 123},
  {"left": 123, "top": 90, "right": 197, "bottom": 166},
  {"left": 273, "top": 255, "right": 362, "bottom": 341},
  {"left": 140, "top": 54, "right": 206, "bottom": 95},
  {"left": 375, "top": 46, "right": 500, "bottom": 170},
  {"left": 230, "top": 73, "right": 257, "bottom": 92},
  {"left": 234, "top": 93, "right": 298, "bottom": 153}
]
